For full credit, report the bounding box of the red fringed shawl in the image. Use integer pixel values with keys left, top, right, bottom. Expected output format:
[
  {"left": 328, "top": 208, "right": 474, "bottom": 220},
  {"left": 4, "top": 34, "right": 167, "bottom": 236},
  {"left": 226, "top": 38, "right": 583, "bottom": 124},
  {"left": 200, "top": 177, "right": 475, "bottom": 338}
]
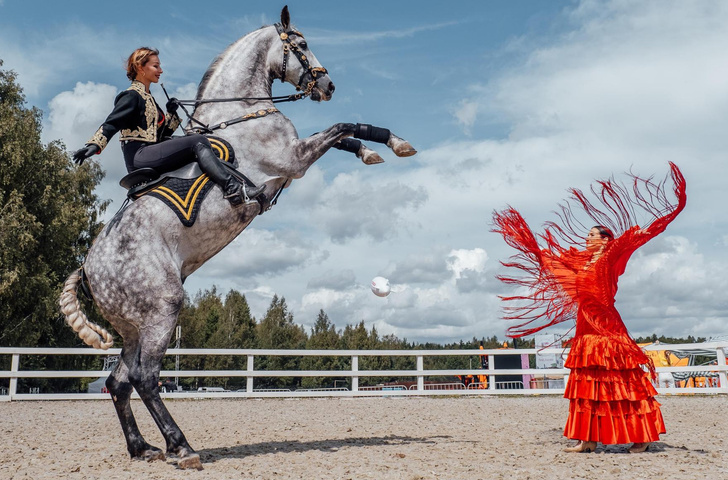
[{"left": 492, "top": 162, "right": 687, "bottom": 339}]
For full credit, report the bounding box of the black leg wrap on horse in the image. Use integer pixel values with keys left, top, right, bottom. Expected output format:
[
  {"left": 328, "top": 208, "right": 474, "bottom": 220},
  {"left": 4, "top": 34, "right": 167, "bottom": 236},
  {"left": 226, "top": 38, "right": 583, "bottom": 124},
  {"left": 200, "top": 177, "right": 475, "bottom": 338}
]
[
  {"left": 354, "top": 123, "right": 390, "bottom": 144},
  {"left": 334, "top": 138, "right": 362, "bottom": 154}
]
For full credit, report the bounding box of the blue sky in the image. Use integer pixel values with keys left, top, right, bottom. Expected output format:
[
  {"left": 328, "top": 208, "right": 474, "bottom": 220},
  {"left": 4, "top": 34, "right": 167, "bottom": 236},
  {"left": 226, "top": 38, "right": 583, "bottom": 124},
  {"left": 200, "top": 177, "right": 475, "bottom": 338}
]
[{"left": 2, "top": 1, "right": 727, "bottom": 343}]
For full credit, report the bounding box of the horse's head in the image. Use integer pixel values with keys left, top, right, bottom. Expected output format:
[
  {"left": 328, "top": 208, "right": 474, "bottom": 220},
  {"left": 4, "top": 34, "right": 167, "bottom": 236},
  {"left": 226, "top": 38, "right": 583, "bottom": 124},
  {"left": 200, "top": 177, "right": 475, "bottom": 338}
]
[{"left": 273, "top": 6, "right": 335, "bottom": 102}]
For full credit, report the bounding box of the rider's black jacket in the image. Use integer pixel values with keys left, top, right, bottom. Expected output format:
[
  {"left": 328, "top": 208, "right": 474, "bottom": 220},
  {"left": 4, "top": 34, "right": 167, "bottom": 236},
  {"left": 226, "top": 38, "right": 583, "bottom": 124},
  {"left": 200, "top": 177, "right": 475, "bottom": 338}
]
[{"left": 86, "top": 81, "right": 181, "bottom": 152}]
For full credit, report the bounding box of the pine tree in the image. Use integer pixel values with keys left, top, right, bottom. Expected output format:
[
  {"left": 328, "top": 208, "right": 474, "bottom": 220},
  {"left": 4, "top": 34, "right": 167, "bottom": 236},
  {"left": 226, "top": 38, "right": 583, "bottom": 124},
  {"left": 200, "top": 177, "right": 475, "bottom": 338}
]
[
  {"left": 205, "top": 289, "right": 257, "bottom": 389},
  {"left": 301, "top": 309, "right": 344, "bottom": 388},
  {"left": 176, "top": 287, "right": 224, "bottom": 389},
  {"left": 222, "top": 289, "right": 257, "bottom": 349},
  {"left": 256, "top": 295, "right": 307, "bottom": 389}
]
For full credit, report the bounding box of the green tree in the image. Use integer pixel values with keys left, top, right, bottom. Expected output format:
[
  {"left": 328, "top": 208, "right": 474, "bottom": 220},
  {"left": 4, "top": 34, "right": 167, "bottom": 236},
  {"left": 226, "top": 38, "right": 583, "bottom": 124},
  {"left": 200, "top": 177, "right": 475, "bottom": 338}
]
[
  {"left": 221, "top": 289, "right": 257, "bottom": 349},
  {"left": 341, "top": 320, "right": 371, "bottom": 350},
  {"left": 256, "top": 295, "right": 307, "bottom": 389},
  {"left": 0, "top": 60, "right": 107, "bottom": 392},
  {"left": 176, "top": 287, "right": 224, "bottom": 389},
  {"left": 300, "top": 309, "right": 344, "bottom": 388},
  {"left": 205, "top": 289, "right": 257, "bottom": 389},
  {"left": 341, "top": 320, "right": 380, "bottom": 385}
]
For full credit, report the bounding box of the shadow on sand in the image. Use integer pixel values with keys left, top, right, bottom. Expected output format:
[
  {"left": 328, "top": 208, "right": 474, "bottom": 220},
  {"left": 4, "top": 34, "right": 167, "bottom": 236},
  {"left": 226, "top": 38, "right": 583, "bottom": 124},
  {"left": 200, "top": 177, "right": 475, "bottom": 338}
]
[{"left": 198, "top": 434, "right": 452, "bottom": 463}]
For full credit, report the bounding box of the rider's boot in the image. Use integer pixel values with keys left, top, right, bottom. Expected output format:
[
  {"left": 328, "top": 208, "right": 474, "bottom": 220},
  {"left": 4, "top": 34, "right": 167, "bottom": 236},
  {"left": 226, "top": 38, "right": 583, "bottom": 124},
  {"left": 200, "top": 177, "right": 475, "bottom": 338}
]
[{"left": 193, "top": 143, "right": 265, "bottom": 206}]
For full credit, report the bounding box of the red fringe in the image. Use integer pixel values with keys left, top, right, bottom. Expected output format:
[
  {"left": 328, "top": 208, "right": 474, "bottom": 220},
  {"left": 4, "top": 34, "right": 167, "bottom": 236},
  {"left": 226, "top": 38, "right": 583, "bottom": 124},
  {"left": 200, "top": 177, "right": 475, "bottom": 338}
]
[{"left": 491, "top": 162, "right": 686, "bottom": 339}]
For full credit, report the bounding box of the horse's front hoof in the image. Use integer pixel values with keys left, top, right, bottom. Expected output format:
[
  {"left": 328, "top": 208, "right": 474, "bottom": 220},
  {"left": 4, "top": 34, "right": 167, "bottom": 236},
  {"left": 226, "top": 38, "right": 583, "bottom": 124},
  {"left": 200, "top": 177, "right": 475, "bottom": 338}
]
[
  {"left": 361, "top": 149, "right": 384, "bottom": 165},
  {"left": 139, "top": 448, "right": 166, "bottom": 463},
  {"left": 387, "top": 135, "right": 417, "bottom": 157},
  {"left": 177, "top": 453, "right": 203, "bottom": 470}
]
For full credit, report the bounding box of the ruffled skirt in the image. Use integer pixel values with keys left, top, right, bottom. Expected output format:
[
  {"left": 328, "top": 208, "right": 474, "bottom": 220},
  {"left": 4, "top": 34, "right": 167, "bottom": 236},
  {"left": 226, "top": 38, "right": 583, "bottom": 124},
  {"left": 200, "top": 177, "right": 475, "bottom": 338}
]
[{"left": 563, "top": 334, "right": 666, "bottom": 444}]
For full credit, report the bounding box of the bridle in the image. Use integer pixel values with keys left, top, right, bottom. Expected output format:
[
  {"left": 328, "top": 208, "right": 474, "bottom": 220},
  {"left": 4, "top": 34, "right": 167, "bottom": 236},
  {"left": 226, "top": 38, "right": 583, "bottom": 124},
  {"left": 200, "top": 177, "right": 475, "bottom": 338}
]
[
  {"left": 174, "top": 23, "right": 328, "bottom": 134},
  {"left": 274, "top": 22, "right": 328, "bottom": 97}
]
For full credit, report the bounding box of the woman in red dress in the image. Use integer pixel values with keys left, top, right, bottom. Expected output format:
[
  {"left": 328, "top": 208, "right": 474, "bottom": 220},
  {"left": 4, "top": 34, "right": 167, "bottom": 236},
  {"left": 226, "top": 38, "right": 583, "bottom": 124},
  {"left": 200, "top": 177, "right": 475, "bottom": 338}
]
[{"left": 492, "top": 163, "right": 686, "bottom": 453}]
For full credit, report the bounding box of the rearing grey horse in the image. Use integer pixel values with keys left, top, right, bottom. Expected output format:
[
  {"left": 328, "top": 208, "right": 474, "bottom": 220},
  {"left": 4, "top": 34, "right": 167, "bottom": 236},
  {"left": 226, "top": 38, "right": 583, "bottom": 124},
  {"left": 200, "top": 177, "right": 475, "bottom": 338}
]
[{"left": 59, "top": 6, "right": 415, "bottom": 470}]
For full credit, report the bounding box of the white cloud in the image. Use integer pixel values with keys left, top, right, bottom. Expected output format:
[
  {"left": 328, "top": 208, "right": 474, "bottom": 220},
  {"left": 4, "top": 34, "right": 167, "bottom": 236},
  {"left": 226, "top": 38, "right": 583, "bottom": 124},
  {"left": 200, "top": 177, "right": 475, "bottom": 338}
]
[
  {"left": 311, "top": 171, "right": 428, "bottom": 243},
  {"left": 196, "top": 228, "right": 329, "bottom": 279},
  {"left": 306, "top": 22, "right": 460, "bottom": 46},
  {"left": 452, "top": 99, "right": 478, "bottom": 135},
  {"left": 44, "top": 81, "right": 117, "bottom": 149},
  {"left": 448, "top": 248, "right": 487, "bottom": 278},
  {"left": 306, "top": 269, "right": 357, "bottom": 290}
]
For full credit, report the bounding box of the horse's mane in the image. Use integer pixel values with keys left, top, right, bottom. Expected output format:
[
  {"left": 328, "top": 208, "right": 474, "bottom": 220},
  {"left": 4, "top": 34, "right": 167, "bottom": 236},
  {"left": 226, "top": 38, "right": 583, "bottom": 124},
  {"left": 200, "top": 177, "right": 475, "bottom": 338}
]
[{"left": 196, "top": 24, "right": 278, "bottom": 101}]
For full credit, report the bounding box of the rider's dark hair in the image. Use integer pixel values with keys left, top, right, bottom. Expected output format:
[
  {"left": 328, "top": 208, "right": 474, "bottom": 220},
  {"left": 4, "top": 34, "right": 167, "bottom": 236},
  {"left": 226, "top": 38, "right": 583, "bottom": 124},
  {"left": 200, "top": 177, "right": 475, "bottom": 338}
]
[{"left": 126, "top": 47, "right": 160, "bottom": 81}]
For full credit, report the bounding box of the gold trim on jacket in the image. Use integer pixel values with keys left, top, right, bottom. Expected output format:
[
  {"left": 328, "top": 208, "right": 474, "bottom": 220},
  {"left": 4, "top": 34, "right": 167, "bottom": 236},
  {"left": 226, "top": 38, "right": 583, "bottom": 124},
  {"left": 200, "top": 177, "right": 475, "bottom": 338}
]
[
  {"left": 88, "top": 127, "right": 108, "bottom": 151},
  {"left": 119, "top": 81, "right": 160, "bottom": 143},
  {"left": 86, "top": 81, "right": 182, "bottom": 152}
]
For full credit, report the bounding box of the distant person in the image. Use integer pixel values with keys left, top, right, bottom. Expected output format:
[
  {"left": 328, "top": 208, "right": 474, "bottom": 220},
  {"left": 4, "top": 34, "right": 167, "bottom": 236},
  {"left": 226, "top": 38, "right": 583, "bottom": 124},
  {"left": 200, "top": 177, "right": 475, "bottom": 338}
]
[
  {"left": 72, "top": 46, "right": 264, "bottom": 205},
  {"left": 657, "top": 350, "right": 676, "bottom": 389},
  {"left": 492, "top": 163, "right": 686, "bottom": 454},
  {"left": 161, "top": 379, "right": 178, "bottom": 393}
]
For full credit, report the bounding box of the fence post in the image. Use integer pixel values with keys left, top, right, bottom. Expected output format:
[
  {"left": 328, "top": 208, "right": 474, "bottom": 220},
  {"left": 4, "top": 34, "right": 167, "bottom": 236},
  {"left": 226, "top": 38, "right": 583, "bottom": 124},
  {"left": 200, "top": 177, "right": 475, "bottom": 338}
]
[
  {"left": 717, "top": 345, "right": 727, "bottom": 394},
  {"left": 351, "top": 355, "right": 359, "bottom": 392},
  {"left": 488, "top": 354, "right": 496, "bottom": 391},
  {"left": 9, "top": 353, "right": 19, "bottom": 401},
  {"left": 246, "top": 354, "right": 254, "bottom": 393},
  {"left": 416, "top": 355, "right": 424, "bottom": 391}
]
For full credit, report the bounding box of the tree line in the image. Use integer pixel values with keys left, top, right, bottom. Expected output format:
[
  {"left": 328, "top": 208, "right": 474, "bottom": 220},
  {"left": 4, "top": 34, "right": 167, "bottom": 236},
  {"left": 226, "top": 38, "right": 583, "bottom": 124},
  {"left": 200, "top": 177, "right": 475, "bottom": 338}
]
[{"left": 161, "top": 288, "right": 506, "bottom": 392}]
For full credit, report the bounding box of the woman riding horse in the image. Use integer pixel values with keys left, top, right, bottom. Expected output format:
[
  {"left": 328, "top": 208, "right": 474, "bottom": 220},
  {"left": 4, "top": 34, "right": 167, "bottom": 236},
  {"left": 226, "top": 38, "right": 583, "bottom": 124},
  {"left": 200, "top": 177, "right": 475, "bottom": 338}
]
[
  {"left": 61, "top": 6, "right": 416, "bottom": 469},
  {"left": 72, "top": 47, "right": 265, "bottom": 205}
]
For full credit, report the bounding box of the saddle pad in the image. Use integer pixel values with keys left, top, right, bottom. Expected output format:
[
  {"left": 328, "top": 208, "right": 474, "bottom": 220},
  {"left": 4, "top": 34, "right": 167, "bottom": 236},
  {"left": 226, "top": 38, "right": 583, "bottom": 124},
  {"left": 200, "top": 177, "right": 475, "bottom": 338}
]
[{"left": 144, "top": 136, "right": 235, "bottom": 227}]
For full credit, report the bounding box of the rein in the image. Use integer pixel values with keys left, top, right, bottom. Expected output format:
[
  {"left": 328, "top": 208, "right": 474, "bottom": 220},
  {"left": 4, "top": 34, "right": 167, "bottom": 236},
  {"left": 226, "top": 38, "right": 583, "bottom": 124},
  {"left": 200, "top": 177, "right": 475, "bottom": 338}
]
[{"left": 173, "top": 23, "right": 327, "bottom": 135}]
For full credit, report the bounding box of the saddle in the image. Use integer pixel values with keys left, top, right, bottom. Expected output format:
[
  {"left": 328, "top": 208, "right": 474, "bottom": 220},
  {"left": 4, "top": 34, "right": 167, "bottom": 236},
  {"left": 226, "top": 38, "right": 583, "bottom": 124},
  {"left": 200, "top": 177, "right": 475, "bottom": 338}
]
[{"left": 119, "top": 136, "right": 269, "bottom": 227}]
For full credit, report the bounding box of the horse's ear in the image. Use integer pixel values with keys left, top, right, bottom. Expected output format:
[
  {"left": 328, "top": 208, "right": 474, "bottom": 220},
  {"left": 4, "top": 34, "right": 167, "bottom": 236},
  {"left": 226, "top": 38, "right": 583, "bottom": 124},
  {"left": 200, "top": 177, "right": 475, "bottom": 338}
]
[{"left": 281, "top": 6, "right": 290, "bottom": 30}]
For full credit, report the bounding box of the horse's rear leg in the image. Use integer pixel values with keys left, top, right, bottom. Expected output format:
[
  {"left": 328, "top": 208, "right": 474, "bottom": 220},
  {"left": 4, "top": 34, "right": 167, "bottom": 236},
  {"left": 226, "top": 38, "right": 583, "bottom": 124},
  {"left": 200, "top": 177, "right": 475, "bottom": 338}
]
[
  {"left": 133, "top": 334, "right": 202, "bottom": 470},
  {"left": 106, "top": 346, "right": 165, "bottom": 462}
]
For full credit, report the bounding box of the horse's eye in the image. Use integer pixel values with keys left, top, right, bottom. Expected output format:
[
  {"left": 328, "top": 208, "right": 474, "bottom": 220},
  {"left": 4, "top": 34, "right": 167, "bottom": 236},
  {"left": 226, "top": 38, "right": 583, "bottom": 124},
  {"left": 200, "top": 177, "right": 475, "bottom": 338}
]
[{"left": 299, "top": 42, "right": 308, "bottom": 50}]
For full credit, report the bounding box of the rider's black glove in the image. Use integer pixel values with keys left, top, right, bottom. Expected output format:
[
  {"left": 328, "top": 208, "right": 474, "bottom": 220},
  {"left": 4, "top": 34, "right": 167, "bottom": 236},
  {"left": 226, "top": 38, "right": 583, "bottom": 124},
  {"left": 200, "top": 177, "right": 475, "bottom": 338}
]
[
  {"left": 166, "top": 97, "right": 180, "bottom": 115},
  {"left": 72, "top": 144, "right": 100, "bottom": 165}
]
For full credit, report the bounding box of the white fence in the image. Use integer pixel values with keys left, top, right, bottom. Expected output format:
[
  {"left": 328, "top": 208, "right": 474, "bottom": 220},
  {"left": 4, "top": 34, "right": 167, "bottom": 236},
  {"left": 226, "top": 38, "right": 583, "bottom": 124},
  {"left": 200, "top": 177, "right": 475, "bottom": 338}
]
[{"left": 0, "top": 342, "right": 726, "bottom": 401}]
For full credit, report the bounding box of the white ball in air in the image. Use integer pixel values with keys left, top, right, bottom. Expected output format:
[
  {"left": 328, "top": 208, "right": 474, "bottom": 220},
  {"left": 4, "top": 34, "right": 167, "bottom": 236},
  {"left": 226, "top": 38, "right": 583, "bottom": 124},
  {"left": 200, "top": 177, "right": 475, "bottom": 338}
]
[{"left": 370, "top": 276, "right": 391, "bottom": 297}]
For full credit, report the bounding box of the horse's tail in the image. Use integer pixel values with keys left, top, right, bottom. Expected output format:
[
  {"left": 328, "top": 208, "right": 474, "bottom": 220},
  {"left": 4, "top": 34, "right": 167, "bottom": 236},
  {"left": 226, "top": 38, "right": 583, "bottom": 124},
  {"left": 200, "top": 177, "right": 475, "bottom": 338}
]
[{"left": 59, "top": 269, "right": 114, "bottom": 350}]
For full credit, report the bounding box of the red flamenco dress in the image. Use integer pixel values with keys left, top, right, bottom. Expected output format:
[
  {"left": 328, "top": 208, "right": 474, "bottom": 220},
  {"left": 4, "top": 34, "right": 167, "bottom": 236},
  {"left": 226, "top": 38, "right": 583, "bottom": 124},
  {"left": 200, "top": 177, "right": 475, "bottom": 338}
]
[{"left": 492, "top": 163, "right": 686, "bottom": 445}]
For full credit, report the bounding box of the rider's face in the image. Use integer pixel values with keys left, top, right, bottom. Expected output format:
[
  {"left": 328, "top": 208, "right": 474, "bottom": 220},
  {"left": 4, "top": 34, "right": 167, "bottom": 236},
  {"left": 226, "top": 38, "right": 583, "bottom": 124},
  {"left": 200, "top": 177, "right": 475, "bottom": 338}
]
[{"left": 138, "top": 55, "right": 163, "bottom": 84}]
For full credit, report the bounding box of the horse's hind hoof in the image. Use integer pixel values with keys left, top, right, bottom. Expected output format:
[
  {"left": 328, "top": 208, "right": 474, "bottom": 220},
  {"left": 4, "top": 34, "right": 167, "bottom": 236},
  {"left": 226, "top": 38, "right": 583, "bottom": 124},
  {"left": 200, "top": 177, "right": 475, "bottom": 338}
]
[
  {"left": 387, "top": 135, "right": 417, "bottom": 157},
  {"left": 177, "top": 453, "right": 203, "bottom": 470}
]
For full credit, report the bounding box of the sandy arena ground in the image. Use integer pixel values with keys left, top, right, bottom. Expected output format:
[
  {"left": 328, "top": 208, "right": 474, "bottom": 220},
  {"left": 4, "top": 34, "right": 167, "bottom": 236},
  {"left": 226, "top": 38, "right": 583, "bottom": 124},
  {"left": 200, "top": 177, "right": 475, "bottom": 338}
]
[{"left": 0, "top": 395, "right": 725, "bottom": 479}]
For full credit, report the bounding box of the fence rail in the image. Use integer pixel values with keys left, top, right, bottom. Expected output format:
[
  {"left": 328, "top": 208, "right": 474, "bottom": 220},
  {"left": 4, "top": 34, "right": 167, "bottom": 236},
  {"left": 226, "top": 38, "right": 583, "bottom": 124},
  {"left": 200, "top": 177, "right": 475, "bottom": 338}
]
[{"left": 1, "top": 342, "right": 726, "bottom": 401}]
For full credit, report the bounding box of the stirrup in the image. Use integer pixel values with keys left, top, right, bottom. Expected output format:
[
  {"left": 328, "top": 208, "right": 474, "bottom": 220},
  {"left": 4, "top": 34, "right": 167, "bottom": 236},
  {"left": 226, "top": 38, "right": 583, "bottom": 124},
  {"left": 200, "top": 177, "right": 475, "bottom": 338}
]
[
  {"left": 223, "top": 183, "right": 266, "bottom": 206},
  {"left": 242, "top": 183, "right": 266, "bottom": 201}
]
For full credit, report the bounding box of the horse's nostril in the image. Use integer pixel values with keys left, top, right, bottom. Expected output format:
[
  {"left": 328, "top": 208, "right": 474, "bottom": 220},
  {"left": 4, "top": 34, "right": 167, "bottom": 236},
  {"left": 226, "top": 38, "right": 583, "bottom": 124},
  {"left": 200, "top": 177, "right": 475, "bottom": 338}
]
[{"left": 329, "top": 83, "right": 335, "bottom": 92}]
